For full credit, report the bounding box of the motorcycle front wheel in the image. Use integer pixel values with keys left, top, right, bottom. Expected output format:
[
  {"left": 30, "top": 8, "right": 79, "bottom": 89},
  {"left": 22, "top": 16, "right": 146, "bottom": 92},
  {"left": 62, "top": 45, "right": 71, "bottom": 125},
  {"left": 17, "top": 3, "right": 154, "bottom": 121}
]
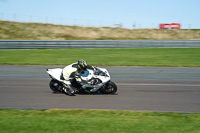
[
  {"left": 99, "top": 81, "right": 117, "bottom": 94},
  {"left": 49, "top": 79, "right": 63, "bottom": 93}
]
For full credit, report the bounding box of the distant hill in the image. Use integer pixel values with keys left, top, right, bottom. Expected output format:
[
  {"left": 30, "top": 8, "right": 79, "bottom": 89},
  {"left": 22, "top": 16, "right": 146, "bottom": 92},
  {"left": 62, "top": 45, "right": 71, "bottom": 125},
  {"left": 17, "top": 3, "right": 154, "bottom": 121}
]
[{"left": 0, "top": 20, "right": 200, "bottom": 40}]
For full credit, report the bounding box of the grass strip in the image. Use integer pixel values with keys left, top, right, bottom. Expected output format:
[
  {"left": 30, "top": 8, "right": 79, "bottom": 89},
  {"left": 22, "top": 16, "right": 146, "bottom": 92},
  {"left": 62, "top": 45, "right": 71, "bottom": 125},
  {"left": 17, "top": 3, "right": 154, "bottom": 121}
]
[
  {"left": 0, "top": 109, "right": 200, "bottom": 133},
  {"left": 0, "top": 48, "right": 200, "bottom": 67}
]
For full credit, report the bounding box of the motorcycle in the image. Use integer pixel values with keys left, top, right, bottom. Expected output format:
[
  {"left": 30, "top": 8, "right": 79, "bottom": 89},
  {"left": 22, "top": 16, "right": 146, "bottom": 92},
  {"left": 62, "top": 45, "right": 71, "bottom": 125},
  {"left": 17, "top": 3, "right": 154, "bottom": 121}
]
[{"left": 46, "top": 66, "right": 117, "bottom": 95}]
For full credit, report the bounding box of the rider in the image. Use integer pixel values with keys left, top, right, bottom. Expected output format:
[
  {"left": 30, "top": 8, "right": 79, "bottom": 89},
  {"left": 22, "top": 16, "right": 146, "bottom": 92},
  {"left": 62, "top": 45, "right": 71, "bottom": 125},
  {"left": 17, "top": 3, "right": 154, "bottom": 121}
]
[{"left": 61, "top": 59, "right": 95, "bottom": 96}]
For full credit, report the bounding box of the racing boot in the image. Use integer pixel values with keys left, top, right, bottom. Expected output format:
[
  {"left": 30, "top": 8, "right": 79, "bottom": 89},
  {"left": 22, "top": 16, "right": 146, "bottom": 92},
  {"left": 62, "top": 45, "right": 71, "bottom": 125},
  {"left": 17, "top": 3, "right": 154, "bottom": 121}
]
[{"left": 63, "top": 85, "right": 75, "bottom": 96}]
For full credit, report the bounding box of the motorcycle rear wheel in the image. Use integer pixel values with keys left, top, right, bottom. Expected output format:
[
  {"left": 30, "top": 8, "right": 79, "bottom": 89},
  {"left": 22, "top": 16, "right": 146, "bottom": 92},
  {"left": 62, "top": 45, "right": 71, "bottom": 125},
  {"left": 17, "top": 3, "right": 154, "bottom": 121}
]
[
  {"left": 49, "top": 79, "right": 63, "bottom": 93},
  {"left": 100, "top": 81, "right": 117, "bottom": 94}
]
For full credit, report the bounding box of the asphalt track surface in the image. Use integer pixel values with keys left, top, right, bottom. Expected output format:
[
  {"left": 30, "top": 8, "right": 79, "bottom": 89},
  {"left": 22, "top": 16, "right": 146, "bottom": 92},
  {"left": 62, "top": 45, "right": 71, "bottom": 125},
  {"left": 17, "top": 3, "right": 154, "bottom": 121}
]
[{"left": 0, "top": 65, "right": 200, "bottom": 113}]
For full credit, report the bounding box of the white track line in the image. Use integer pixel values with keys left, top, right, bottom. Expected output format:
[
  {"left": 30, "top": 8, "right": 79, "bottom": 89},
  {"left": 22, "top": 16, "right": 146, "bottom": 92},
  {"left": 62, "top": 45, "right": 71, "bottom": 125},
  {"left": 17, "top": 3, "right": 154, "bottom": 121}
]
[{"left": 117, "top": 83, "right": 200, "bottom": 87}]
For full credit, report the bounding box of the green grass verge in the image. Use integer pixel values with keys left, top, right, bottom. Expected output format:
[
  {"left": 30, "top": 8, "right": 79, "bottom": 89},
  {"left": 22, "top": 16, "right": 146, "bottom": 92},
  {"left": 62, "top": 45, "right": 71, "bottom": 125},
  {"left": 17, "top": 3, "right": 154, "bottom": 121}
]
[
  {"left": 0, "top": 48, "right": 200, "bottom": 67},
  {"left": 0, "top": 109, "right": 200, "bottom": 133}
]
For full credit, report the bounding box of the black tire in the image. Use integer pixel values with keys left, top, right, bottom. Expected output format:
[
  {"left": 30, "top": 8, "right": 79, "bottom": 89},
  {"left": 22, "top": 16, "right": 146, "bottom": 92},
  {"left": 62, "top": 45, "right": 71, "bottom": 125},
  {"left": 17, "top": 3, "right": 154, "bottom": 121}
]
[
  {"left": 49, "top": 79, "right": 63, "bottom": 93},
  {"left": 99, "top": 81, "right": 117, "bottom": 94}
]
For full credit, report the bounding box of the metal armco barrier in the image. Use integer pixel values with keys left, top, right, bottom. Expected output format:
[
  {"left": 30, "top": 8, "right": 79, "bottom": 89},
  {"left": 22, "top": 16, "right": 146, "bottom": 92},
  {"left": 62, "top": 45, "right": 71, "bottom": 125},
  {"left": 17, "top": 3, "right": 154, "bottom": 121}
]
[{"left": 0, "top": 40, "right": 200, "bottom": 49}]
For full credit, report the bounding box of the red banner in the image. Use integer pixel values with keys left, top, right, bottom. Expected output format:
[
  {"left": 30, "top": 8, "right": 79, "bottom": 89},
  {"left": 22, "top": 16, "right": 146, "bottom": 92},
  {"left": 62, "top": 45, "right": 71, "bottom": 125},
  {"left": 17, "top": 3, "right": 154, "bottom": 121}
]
[{"left": 159, "top": 23, "right": 181, "bottom": 29}]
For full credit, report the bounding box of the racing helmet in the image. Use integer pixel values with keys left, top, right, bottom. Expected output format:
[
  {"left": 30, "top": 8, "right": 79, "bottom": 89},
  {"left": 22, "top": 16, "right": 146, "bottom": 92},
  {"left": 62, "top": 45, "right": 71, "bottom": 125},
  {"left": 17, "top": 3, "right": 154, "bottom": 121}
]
[{"left": 77, "top": 59, "right": 88, "bottom": 71}]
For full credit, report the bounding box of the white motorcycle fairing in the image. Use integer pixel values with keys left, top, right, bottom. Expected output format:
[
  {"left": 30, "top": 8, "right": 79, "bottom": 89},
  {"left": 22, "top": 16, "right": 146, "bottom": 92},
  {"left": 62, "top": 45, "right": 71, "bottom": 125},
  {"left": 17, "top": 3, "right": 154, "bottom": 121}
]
[
  {"left": 46, "top": 68, "right": 63, "bottom": 82},
  {"left": 79, "top": 67, "right": 111, "bottom": 92},
  {"left": 80, "top": 68, "right": 110, "bottom": 82},
  {"left": 47, "top": 67, "right": 110, "bottom": 83}
]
